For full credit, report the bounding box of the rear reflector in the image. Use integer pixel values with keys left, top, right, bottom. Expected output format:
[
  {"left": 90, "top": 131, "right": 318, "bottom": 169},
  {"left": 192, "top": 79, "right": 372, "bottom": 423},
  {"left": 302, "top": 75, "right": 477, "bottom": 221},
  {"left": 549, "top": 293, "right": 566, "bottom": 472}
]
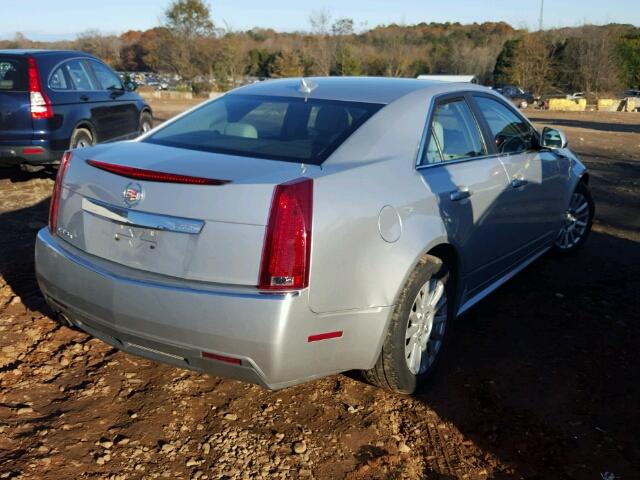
[
  {"left": 49, "top": 151, "right": 72, "bottom": 234},
  {"left": 259, "top": 178, "right": 313, "bottom": 291},
  {"left": 22, "top": 147, "right": 44, "bottom": 155},
  {"left": 86, "top": 160, "right": 231, "bottom": 185},
  {"left": 201, "top": 352, "right": 242, "bottom": 365},
  {"left": 308, "top": 331, "right": 343, "bottom": 343}
]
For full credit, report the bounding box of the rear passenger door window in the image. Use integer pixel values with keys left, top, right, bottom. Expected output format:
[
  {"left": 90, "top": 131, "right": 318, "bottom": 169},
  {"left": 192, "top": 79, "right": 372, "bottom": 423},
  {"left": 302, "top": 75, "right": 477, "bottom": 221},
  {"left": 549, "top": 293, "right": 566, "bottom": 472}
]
[
  {"left": 473, "top": 96, "right": 537, "bottom": 154},
  {"left": 63, "top": 60, "right": 96, "bottom": 91},
  {"left": 421, "top": 98, "right": 486, "bottom": 165}
]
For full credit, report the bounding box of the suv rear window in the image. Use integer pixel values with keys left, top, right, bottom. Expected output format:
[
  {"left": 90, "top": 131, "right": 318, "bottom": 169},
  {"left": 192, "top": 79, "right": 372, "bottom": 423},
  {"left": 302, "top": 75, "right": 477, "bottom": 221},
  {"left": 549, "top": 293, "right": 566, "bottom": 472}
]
[
  {"left": 144, "top": 94, "right": 383, "bottom": 165},
  {"left": 0, "top": 58, "right": 27, "bottom": 91}
]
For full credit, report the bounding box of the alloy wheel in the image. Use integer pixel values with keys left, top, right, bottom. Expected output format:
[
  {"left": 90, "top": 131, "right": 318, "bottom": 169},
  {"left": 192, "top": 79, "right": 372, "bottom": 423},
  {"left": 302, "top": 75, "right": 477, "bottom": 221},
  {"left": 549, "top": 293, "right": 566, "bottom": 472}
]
[
  {"left": 555, "top": 192, "right": 590, "bottom": 250},
  {"left": 405, "top": 278, "right": 448, "bottom": 375}
]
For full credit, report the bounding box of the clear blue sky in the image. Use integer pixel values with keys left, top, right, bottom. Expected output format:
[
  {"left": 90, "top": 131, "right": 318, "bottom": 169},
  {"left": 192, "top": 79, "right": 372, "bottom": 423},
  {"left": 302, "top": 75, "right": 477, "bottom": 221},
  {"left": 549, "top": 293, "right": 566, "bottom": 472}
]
[{"left": 1, "top": 0, "right": 638, "bottom": 40}]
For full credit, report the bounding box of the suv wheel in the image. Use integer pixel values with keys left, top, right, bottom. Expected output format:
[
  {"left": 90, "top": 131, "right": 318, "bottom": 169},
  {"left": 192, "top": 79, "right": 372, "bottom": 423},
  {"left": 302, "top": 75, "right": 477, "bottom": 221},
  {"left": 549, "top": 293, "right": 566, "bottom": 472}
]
[
  {"left": 553, "top": 182, "right": 594, "bottom": 255},
  {"left": 139, "top": 112, "right": 153, "bottom": 134},
  {"left": 70, "top": 128, "right": 94, "bottom": 150},
  {"left": 363, "top": 255, "right": 453, "bottom": 394}
]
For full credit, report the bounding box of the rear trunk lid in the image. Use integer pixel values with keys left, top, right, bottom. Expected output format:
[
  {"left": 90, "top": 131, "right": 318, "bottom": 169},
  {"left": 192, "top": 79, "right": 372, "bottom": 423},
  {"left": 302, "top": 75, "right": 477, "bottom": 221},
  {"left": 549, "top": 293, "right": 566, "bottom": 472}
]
[
  {"left": 0, "top": 56, "right": 32, "bottom": 143},
  {"left": 58, "top": 141, "right": 315, "bottom": 286}
]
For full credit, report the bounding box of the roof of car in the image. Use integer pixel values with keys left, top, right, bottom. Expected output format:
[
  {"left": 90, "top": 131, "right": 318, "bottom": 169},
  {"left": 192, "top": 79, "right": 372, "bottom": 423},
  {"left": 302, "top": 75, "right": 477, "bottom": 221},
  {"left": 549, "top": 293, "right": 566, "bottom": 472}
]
[
  {"left": 229, "top": 76, "right": 475, "bottom": 105},
  {"left": 0, "top": 49, "right": 94, "bottom": 57}
]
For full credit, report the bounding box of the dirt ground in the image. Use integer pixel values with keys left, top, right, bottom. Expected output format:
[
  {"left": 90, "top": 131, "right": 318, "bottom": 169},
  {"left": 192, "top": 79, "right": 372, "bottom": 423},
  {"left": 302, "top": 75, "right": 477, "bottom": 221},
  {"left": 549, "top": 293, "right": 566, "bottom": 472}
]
[{"left": 0, "top": 103, "right": 638, "bottom": 480}]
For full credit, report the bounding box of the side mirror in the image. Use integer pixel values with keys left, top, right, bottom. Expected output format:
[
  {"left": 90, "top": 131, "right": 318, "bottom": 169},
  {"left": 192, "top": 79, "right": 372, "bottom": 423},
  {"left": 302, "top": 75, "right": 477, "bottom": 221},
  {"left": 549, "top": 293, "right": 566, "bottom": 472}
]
[
  {"left": 124, "top": 81, "right": 137, "bottom": 92},
  {"left": 540, "top": 126, "right": 568, "bottom": 149}
]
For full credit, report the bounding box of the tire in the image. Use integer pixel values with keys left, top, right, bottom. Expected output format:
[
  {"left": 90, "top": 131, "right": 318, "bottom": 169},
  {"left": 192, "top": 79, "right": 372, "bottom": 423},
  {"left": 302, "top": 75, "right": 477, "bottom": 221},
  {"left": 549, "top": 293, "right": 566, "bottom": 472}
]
[
  {"left": 139, "top": 111, "right": 153, "bottom": 135},
  {"left": 552, "top": 182, "right": 594, "bottom": 255},
  {"left": 69, "top": 128, "right": 94, "bottom": 150},
  {"left": 363, "top": 255, "right": 453, "bottom": 394}
]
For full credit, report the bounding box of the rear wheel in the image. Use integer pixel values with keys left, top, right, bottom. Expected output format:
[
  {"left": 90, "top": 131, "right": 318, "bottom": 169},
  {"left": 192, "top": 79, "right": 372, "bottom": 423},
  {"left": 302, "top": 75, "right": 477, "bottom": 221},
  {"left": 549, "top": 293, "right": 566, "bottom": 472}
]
[
  {"left": 69, "top": 128, "right": 94, "bottom": 150},
  {"left": 363, "top": 255, "right": 453, "bottom": 394},
  {"left": 139, "top": 112, "right": 153, "bottom": 135},
  {"left": 553, "top": 182, "right": 594, "bottom": 255}
]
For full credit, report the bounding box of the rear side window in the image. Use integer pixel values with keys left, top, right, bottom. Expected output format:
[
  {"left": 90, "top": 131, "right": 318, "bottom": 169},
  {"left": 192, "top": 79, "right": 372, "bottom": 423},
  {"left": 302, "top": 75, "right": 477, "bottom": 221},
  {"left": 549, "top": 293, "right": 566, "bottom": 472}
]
[
  {"left": 89, "top": 60, "right": 122, "bottom": 90},
  {"left": 422, "top": 98, "right": 486, "bottom": 165},
  {"left": 474, "top": 96, "right": 536, "bottom": 153},
  {"left": 63, "top": 60, "right": 96, "bottom": 91},
  {"left": 49, "top": 66, "right": 71, "bottom": 90},
  {"left": 144, "top": 94, "right": 383, "bottom": 165},
  {"left": 0, "top": 58, "right": 27, "bottom": 91}
]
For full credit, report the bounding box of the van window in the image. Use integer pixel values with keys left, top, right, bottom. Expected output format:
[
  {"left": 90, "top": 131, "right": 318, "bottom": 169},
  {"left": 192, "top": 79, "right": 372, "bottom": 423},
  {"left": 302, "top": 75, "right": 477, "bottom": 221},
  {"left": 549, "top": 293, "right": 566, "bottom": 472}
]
[{"left": 0, "top": 58, "right": 27, "bottom": 91}]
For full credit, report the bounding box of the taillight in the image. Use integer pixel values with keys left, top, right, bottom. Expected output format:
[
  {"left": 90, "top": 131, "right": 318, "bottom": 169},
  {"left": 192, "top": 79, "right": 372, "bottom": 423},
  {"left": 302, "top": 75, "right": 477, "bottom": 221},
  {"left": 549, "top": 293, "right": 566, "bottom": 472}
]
[
  {"left": 49, "top": 151, "right": 72, "bottom": 234},
  {"left": 259, "top": 178, "right": 313, "bottom": 291},
  {"left": 28, "top": 57, "right": 53, "bottom": 120}
]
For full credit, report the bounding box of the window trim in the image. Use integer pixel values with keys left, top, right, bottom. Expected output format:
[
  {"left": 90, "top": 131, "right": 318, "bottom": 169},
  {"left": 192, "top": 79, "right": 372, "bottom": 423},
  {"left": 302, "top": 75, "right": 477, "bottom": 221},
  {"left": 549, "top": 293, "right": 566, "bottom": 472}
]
[
  {"left": 416, "top": 90, "right": 542, "bottom": 171},
  {"left": 415, "top": 92, "right": 492, "bottom": 169}
]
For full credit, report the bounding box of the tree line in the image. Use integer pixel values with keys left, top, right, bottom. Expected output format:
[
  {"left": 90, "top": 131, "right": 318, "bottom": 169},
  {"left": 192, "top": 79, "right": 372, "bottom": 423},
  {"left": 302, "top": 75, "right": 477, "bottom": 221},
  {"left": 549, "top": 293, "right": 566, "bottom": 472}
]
[{"left": 2, "top": 0, "right": 639, "bottom": 96}]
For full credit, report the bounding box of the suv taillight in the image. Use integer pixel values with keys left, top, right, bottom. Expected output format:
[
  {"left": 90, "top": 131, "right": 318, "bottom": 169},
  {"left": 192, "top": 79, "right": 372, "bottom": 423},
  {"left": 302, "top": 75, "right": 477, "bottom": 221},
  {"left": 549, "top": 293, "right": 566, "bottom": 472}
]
[
  {"left": 259, "top": 178, "right": 313, "bottom": 291},
  {"left": 49, "top": 151, "right": 72, "bottom": 234},
  {"left": 28, "top": 57, "right": 53, "bottom": 120}
]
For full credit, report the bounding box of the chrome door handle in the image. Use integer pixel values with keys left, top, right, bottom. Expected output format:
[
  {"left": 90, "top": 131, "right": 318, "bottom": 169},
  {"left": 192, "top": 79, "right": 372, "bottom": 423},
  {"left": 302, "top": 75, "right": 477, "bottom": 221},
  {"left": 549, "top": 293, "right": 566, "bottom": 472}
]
[
  {"left": 511, "top": 178, "right": 528, "bottom": 188},
  {"left": 450, "top": 188, "right": 472, "bottom": 201}
]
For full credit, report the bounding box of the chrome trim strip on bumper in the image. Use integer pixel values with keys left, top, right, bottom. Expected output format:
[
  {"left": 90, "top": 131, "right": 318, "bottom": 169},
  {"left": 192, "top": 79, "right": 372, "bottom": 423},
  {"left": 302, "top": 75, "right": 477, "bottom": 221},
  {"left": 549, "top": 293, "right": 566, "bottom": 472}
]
[{"left": 81, "top": 197, "right": 205, "bottom": 235}]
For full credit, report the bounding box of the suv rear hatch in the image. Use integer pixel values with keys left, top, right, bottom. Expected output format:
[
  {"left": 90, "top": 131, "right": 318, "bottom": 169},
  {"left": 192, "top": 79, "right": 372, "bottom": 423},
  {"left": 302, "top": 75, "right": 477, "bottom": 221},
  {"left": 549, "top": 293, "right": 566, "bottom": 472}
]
[
  {"left": 0, "top": 55, "right": 32, "bottom": 144},
  {"left": 56, "top": 141, "right": 315, "bottom": 287}
]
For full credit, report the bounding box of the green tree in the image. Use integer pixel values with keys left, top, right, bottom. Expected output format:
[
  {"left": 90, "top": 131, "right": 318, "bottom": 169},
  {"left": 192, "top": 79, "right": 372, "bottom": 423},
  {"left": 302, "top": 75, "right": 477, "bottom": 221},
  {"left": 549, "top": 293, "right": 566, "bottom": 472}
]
[
  {"left": 165, "top": 0, "right": 214, "bottom": 39},
  {"left": 270, "top": 50, "right": 304, "bottom": 78},
  {"left": 160, "top": 0, "right": 215, "bottom": 83},
  {"left": 618, "top": 34, "right": 640, "bottom": 88}
]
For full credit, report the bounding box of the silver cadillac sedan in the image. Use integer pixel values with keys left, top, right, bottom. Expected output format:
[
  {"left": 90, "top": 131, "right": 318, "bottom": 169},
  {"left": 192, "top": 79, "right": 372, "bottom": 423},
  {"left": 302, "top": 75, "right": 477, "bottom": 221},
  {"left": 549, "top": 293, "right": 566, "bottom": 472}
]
[{"left": 35, "top": 77, "right": 594, "bottom": 393}]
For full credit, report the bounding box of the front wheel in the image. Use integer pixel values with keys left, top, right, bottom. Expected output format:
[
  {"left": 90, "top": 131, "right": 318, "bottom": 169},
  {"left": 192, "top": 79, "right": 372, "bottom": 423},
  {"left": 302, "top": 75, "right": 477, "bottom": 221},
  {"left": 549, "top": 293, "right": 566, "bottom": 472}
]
[
  {"left": 363, "top": 255, "right": 453, "bottom": 394},
  {"left": 553, "top": 182, "right": 594, "bottom": 254}
]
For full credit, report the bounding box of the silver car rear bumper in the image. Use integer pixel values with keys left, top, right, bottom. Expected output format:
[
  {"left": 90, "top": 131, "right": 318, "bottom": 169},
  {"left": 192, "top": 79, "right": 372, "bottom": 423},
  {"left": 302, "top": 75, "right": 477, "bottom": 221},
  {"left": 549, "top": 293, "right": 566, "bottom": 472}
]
[{"left": 35, "top": 229, "right": 390, "bottom": 390}]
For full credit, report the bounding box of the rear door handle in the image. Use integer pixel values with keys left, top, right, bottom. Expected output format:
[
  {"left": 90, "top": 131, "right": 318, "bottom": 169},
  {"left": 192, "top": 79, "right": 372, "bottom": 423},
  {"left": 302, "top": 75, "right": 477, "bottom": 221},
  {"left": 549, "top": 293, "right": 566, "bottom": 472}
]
[
  {"left": 511, "top": 178, "right": 528, "bottom": 189},
  {"left": 450, "top": 188, "right": 472, "bottom": 201},
  {"left": 79, "top": 94, "right": 89, "bottom": 101}
]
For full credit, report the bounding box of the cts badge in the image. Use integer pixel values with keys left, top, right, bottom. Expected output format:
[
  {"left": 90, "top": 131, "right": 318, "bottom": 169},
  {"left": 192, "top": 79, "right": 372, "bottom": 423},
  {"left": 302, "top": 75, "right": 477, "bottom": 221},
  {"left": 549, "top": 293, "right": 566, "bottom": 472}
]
[{"left": 122, "top": 182, "right": 144, "bottom": 207}]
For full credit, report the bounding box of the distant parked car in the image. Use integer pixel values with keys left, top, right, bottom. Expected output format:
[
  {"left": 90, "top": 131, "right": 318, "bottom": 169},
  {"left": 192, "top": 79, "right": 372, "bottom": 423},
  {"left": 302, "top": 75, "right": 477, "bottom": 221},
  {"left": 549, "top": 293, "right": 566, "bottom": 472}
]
[
  {"left": 567, "top": 92, "right": 585, "bottom": 101},
  {"left": 493, "top": 85, "right": 536, "bottom": 109},
  {"left": 0, "top": 49, "right": 152, "bottom": 170},
  {"left": 621, "top": 89, "right": 640, "bottom": 98},
  {"left": 36, "top": 77, "right": 594, "bottom": 393}
]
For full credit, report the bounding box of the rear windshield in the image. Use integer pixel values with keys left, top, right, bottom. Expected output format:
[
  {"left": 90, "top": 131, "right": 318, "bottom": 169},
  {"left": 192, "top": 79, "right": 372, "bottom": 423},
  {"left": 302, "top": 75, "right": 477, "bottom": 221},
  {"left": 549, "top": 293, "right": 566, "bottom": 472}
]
[
  {"left": 143, "top": 94, "right": 383, "bottom": 165},
  {"left": 0, "top": 58, "right": 27, "bottom": 92}
]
